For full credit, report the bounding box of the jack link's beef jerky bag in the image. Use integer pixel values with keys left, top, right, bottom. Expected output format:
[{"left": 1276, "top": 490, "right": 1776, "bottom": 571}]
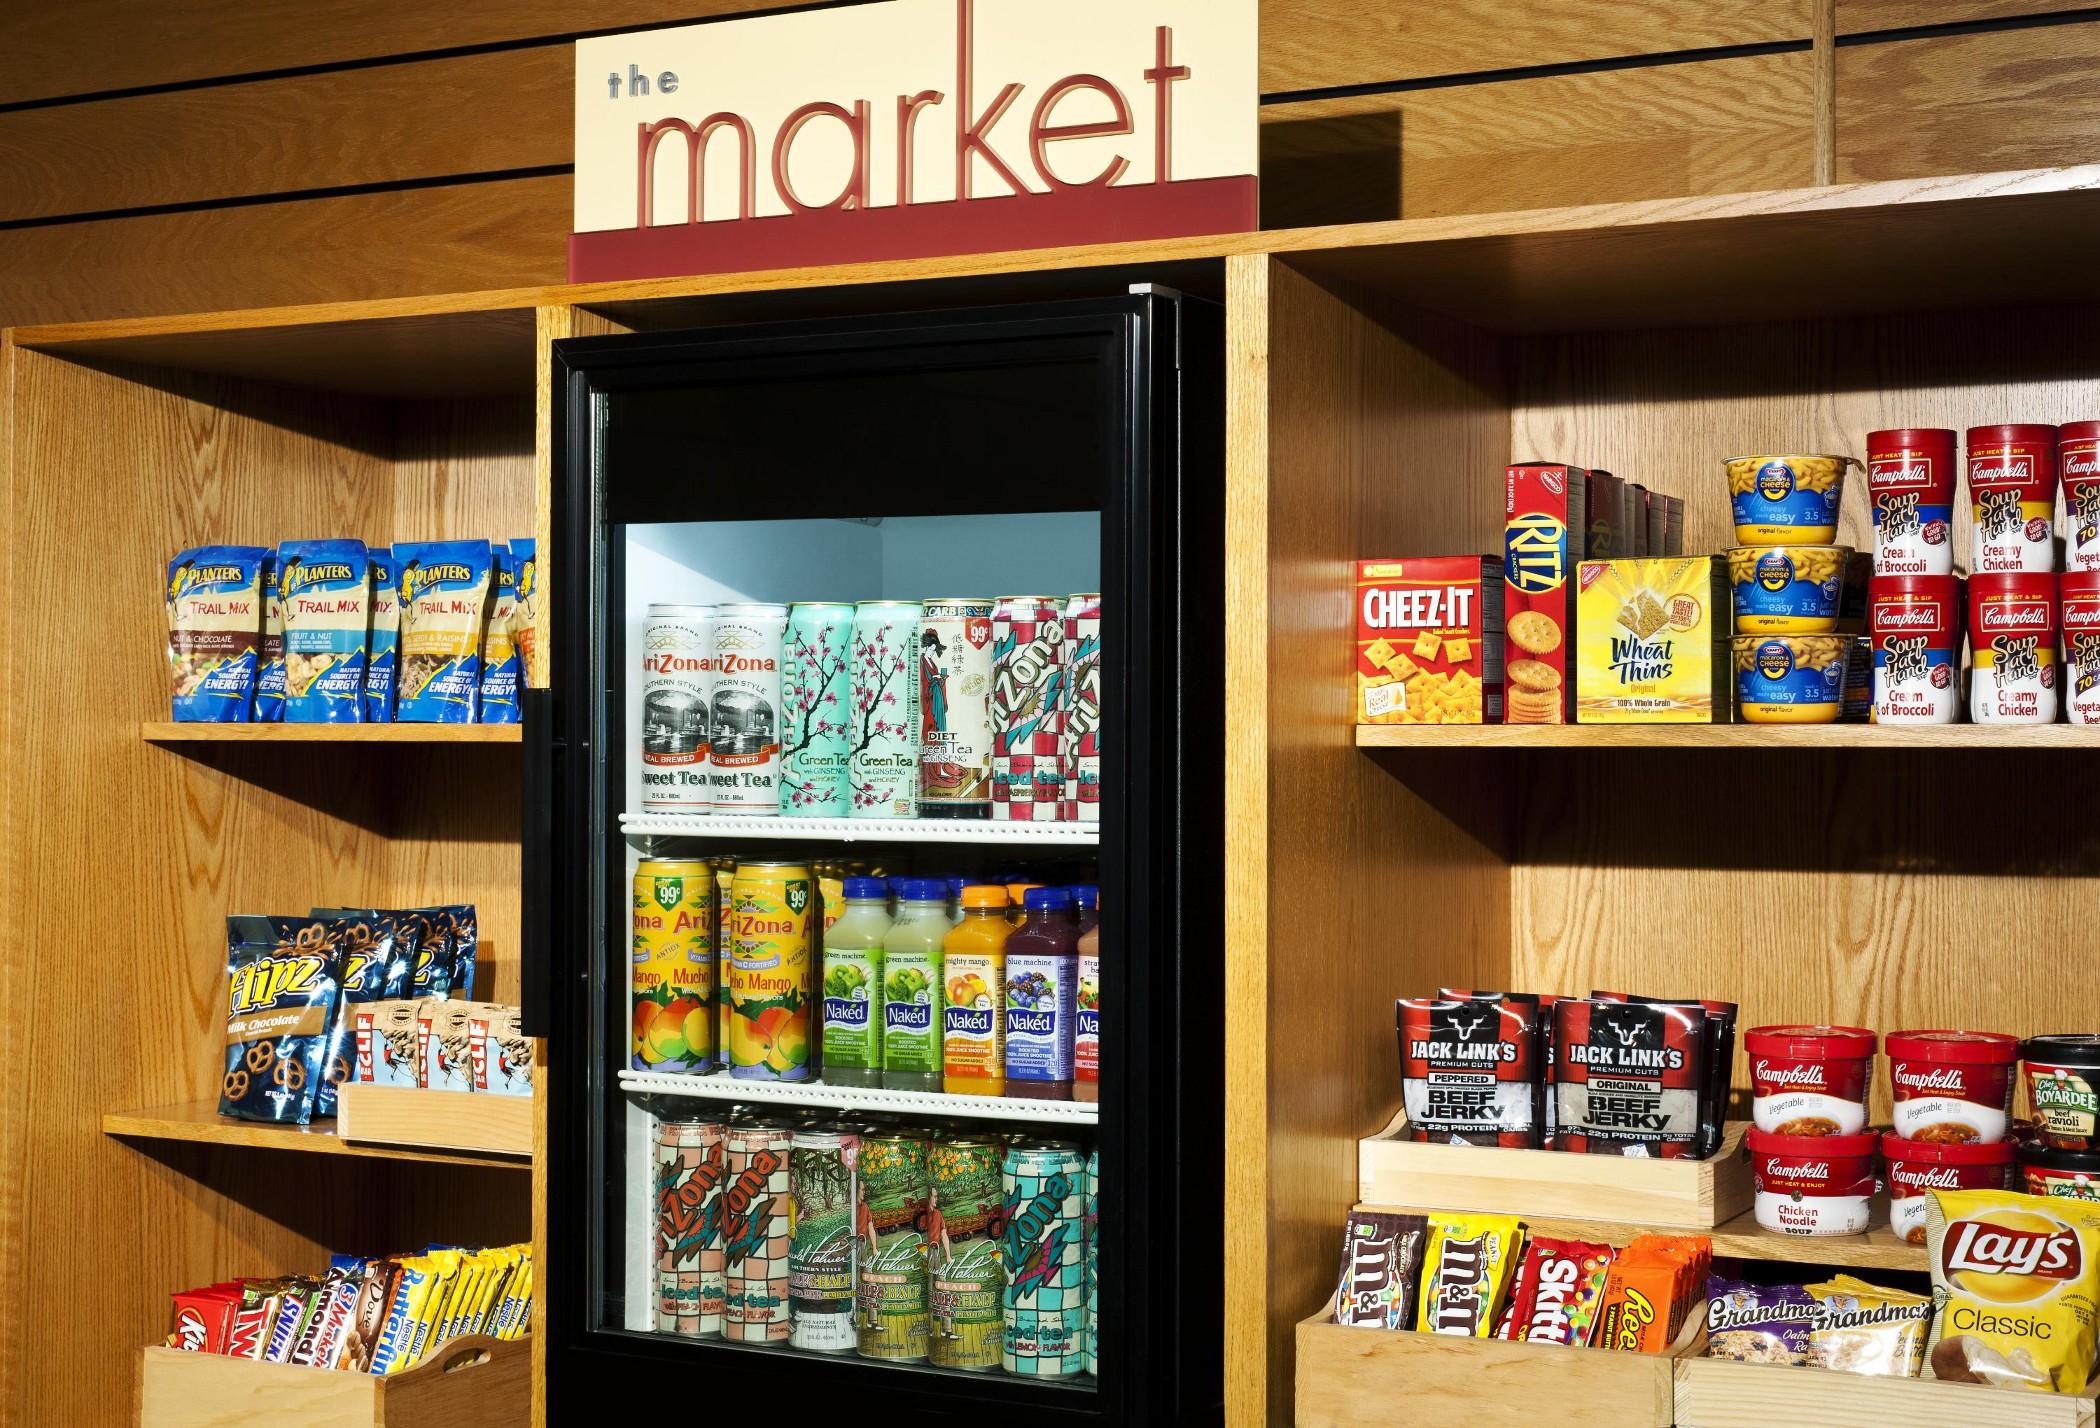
[
  {"left": 1397, "top": 994, "right": 1543, "bottom": 1147},
  {"left": 1593, "top": 991, "right": 1738, "bottom": 1158},
  {"left": 1554, "top": 997, "right": 1709, "bottom": 1157}
]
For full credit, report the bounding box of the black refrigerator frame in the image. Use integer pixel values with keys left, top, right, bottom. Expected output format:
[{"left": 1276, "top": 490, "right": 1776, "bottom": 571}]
[{"left": 529, "top": 290, "right": 1224, "bottom": 1425}]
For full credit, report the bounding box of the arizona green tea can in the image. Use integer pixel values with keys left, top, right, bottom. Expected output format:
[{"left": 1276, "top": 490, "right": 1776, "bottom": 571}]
[
  {"left": 782, "top": 602, "right": 854, "bottom": 817},
  {"left": 789, "top": 1129, "right": 860, "bottom": 1353},
  {"left": 710, "top": 603, "right": 787, "bottom": 813},
  {"left": 1002, "top": 1139, "right": 1088, "bottom": 1378},
  {"left": 929, "top": 1136, "right": 1005, "bottom": 1371},
  {"left": 653, "top": 1117, "right": 727, "bottom": 1338},
  {"left": 721, "top": 1123, "right": 792, "bottom": 1342},
  {"left": 856, "top": 1131, "right": 932, "bottom": 1361},
  {"left": 1085, "top": 1145, "right": 1099, "bottom": 1376},
  {"left": 917, "top": 598, "right": 996, "bottom": 819},
  {"left": 849, "top": 602, "right": 920, "bottom": 818}
]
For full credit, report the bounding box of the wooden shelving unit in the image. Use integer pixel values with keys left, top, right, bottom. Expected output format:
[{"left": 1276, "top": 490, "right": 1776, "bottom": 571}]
[
  {"left": 1358, "top": 724, "right": 2100, "bottom": 749},
  {"left": 102, "top": 1101, "right": 531, "bottom": 1170},
  {"left": 142, "top": 721, "right": 522, "bottom": 744}
]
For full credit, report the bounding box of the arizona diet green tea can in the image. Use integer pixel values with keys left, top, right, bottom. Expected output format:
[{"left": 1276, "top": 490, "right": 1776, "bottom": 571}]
[
  {"left": 782, "top": 602, "right": 854, "bottom": 817},
  {"left": 856, "top": 1130, "right": 932, "bottom": 1361},
  {"left": 789, "top": 1128, "right": 860, "bottom": 1353},
  {"left": 848, "top": 602, "right": 919, "bottom": 818},
  {"left": 721, "top": 1123, "right": 792, "bottom": 1342},
  {"left": 917, "top": 598, "right": 996, "bottom": 819},
  {"left": 929, "top": 1136, "right": 1005, "bottom": 1372},
  {"left": 654, "top": 1117, "right": 728, "bottom": 1338},
  {"left": 1002, "top": 1139, "right": 1088, "bottom": 1378}
]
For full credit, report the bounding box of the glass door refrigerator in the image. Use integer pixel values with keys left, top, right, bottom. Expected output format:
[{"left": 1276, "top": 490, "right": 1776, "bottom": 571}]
[{"left": 527, "top": 290, "right": 1223, "bottom": 1424}]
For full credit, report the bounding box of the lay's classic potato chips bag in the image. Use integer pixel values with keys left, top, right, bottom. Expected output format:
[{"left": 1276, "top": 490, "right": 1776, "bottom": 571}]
[{"left": 1925, "top": 1187, "right": 2100, "bottom": 1393}]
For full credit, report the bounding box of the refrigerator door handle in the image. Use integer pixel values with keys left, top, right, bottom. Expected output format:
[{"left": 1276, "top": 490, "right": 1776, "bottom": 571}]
[{"left": 520, "top": 686, "right": 563, "bottom": 1037}]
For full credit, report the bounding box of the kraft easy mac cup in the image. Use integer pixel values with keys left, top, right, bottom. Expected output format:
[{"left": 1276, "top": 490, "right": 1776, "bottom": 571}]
[
  {"left": 1728, "top": 546, "right": 1850, "bottom": 633},
  {"left": 1725, "top": 454, "right": 1857, "bottom": 546},
  {"left": 1733, "top": 635, "right": 1846, "bottom": 723},
  {"left": 1868, "top": 429, "right": 1956, "bottom": 575}
]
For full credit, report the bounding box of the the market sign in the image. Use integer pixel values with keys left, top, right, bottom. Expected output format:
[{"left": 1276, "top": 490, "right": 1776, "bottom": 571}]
[{"left": 570, "top": 0, "right": 1258, "bottom": 282}]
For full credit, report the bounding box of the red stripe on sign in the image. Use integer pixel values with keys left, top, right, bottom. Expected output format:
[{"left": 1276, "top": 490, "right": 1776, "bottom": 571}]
[{"left": 567, "top": 175, "right": 1258, "bottom": 283}]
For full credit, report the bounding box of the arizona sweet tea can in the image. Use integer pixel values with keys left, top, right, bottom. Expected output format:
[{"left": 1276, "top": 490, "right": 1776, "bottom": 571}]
[
  {"left": 781, "top": 602, "right": 854, "bottom": 817},
  {"left": 1969, "top": 424, "right": 2060, "bottom": 574},
  {"left": 992, "top": 596, "right": 1068, "bottom": 821},
  {"left": 1085, "top": 1145, "right": 1099, "bottom": 1376},
  {"left": 848, "top": 601, "right": 919, "bottom": 818},
  {"left": 789, "top": 1128, "right": 860, "bottom": 1354},
  {"left": 640, "top": 604, "right": 714, "bottom": 813},
  {"left": 1062, "top": 593, "right": 1102, "bottom": 822},
  {"left": 856, "top": 1130, "right": 932, "bottom": 1361},
  {"left": 728, "top": 862, "right": 814, "bottom": 1082},
  {"left": 918, "top": 598, "right": 996, "bottom": 819},
  {"left": 722, "top": 1123, "right": 793, "bottom": 1341},
  {"left": 1868, "top": 575, "right": 1961, "bottom": 725},
  {"left": 632, "top": 860, "right": 716, "bottom": 1072},
  {"left": 1970, "top": 572, "right": 2059, "bottom": 724},
  {"left": 653, "top": 1117, "right": 728, "bottom": 1337},
  {"left": 711, "top": 603, "right": 788, "bottom": 813},
  {"left": 929, "top": 1136, "right": 1005, "bottom": 1372},
  {"left": 1002, "top": 1140, "right": 1088, "bottom": 1379}
]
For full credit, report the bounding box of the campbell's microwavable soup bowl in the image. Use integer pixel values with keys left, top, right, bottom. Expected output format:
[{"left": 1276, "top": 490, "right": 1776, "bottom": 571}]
[
  {"left": 1729, "top": 546, "right": 1852, "bottom": 634},
  {"left": 1725, "top": 454, "right": 1858, "bottom": 546},
  {"left": 1733, "top": 635, "right": 1847, "bottom": 723}
]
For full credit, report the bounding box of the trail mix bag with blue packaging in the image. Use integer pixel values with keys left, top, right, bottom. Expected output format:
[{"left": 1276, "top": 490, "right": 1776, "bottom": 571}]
[
  {"left": 219, "top": 916, "right": 345, "bottom": 1124},
  {"left": 478, "top": 543, "right": 522, "bottom": 724},
  {"left": 364, "top": 547, "right": 401, "bottom": 721},
  {"left": 308, "top": 909, "right": 400, "bottom": 1118},
  {"left": 254, "top": 557, "right": 288, "bottom": 721},
  {"left": 278, "top": 539, "right": 371, "bottom": 722},
  {"left": 166, "top": 546, "right": 268, "bottom": 721},
  {"left": 511, "top": 537, "right": 539, "bottom": 690},
  {"left": 394, "top": 540, "right": 493, "bottom": 722}
]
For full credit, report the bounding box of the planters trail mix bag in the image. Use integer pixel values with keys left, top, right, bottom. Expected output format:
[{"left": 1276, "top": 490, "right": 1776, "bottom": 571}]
[
  {"left": 364, "top": 547, "right": 401, "bottom": 722},
  {"left": 220, "top": 916, "right": 345, "bottom": 1124},
  {"left": 478, "top": 543, "right": 522, "bottom": 724},
  {"left": 254, "top": 557, "right": 288, "bottom": 721},
  {"left": 277, "top": 539, "right": 370, "bottom": 722},
  {"left": 394, "top": 539, "right": 493, "bottom": 722},
  {"left": 511, "top": 537, "right": 540, "bottom": 690},
  {"left": 166, "top": 545, "right": 267, "bottom": 721}
]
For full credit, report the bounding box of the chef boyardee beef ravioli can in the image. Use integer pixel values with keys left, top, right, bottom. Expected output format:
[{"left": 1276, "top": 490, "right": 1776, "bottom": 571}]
[
  {"left": 1397, "top": 996, "right": 1542, "bottom": 1148},
  {"left": 1552, "top": 998, "right": 1708, "bottom": 1157}
]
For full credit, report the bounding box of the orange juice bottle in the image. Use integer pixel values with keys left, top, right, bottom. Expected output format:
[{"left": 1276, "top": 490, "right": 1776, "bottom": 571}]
[
  {"left": 942, "top": 887, "right": 1010, "bottom": 1096},
  {"left": 1003, "top": 883, "right": 1042, "bottom": 927}
]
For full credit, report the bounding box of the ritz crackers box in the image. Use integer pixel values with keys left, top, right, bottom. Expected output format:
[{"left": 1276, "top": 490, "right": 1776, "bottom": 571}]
[
  {"left": 1355, "top": 558, "right": 1505, "bottom": 724},
  {"left": 1505, "top": 464, "right": 1587, "bottom": 724}
]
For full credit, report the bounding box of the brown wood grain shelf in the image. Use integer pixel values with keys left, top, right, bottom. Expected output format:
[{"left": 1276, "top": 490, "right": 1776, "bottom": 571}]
[
  {"left": 102, "top": 1102, "right": 533, "bottom": 1170},
  {"left": 1365, "top": 1199, "right": 1919, "bottom": 1272},
  {"left": 1357, "top": 724, "right": 2100, "bottom": 749},
  {"left": 141, "top": 721, "right": 522, "bottom": 744}
]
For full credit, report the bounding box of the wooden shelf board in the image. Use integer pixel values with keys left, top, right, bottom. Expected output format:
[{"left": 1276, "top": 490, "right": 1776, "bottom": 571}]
[
  {"left": 1358, "top": 723, "right": 2100, "bottom": 749},
  {"left": 142, "top": 721, "right": 521, "bottom": 744},
  {"left": 102, "top": 1101, "right": 533, "bottom": 1170}
]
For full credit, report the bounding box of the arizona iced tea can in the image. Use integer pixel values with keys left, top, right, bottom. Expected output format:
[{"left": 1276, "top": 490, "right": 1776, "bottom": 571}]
[
  {"left": 856, "top": 1130, "right": 932, "bottom": 1361},
  {"left": 1062, "top": 594, "right": 1102, "bottom": 823},
  {"left": 632, "top": 860, "right": 715, "bottom": 1072},
  {"left": 727, "top": 862, "right": 814, "bottom": 1082},
  {"left": 710, "top": 603, "right": 787, "bottom": 813},
  {"left": 641, "top": 604, "right": 714, "bottom": 813},
  {"left": 917, "top": 598, "right": 996, "bottom": 819},
  {"left": 654, "top": 1117, "right": 728, "bottom": 1338},
  {"left": 722, "top": 1123, "right": 793, "bottom": 1342},
  {"left": 929, "top": 1136, "right": 1005, "bottom": 1372},
  {"left": 782, "top": 602, "right": 854, "bottom": 817},
  {"left": 992, "top": 596, "right": 1069, "bottom": 822},
  {"left": 1085, "top": 1144, "right": 1099, "bottom": 1376},
  {"left": 849, "top": 601, "right": 920, "bottom": 818},
  {"left": 1002, "top": 1139, "right": 1088, "bottom": 1378},
  {"left": 789, "top": 1129, "right": 860, "bottom": 1353}
]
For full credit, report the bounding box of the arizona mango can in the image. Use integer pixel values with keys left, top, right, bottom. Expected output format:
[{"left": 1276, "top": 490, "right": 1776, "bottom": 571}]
[
  {"left": 632, "top": 860, "right": 715, "bottom": 1072},
  {"left": 728, "top": 862, "right": 814, "bottom": 1082}
]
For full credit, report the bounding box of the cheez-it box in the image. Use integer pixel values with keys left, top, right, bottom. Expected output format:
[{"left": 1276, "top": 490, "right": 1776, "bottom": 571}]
[
  {"left": 1505, "top": 463, "right": 1587, "bottom": 724},
  {"left": 1355, "top": 558, "right": 1505, "bottom": 724}
]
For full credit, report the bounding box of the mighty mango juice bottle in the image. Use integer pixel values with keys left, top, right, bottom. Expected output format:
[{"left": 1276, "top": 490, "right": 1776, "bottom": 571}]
[
  {"left": 943, "top": 887, "right": 1011, "bottom": 1097},
  {"left": 881, "top": 880, "right": 949, "bottom": 1092},
  {"left": 820, "top": 877, "right": 891, "bottom": 1088}
]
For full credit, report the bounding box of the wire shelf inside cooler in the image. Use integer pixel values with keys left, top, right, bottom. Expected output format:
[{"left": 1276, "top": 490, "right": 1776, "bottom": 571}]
[
  {"left": 620, "top": 812, "right": 1100, "bottom": 845},
  {"left": 618, "top": 1069, "right": 1101, "bottom": 1124}
]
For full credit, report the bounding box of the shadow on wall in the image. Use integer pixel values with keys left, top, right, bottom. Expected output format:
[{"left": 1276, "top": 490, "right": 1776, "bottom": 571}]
[{"left": 1261, "top": 111, "right": 1402, "bottom": 229}]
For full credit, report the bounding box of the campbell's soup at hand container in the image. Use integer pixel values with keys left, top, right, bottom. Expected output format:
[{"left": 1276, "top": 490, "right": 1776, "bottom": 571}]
[
  {"left": 2064, "top": 422, "right": 2100, "bottom": 571},
  {"left": 1868, "top": 575, "right": 1961, "bottom": 724},
  {"left": 1867, "top": 428, "right": 1956, "bottom": 575},
  {"left": 2063, "top": 572, "right": 2100, "bottom": 726},
  {"left": 1969, "top": 573, "right": 2059, "bottom": 724},
  {"left": 1968, "top": 424, "right": 2060, "bottom": 574},
  {"left": 1747, "top": 1129, "right": 1878, "bottom": 1236}
]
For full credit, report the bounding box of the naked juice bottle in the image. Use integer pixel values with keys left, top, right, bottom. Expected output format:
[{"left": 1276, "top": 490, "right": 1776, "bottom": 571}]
[
  {"left": 942, "top": 886, "right": 1010, "bottom": 1096},
  {"left": 1005, "top": 887, "right": 1077, "bottom": 1101},
  {"left": 1073, "top": 887, "right": 1100, "bottom": 1104},
  {"left": 881, "top": 879, "right": 949, "bottom": 1092},
  {"left": 819, "top": 877, "right": 891, "bottom": 1089}
]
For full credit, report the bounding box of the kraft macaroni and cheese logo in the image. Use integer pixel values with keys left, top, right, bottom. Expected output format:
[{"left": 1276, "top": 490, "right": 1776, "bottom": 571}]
[
  {"left": 283, "top": 561, "right": 356, "bottom": 595},
  {"left": 1755, "top": 552, "right": 1795, "bottom": 592},
  {"left": 1757, "top": 641, "right": 1795, "bottom": 681},
  {"left": 1504, "top": 514, "right": 1567, "bottom": 593},
  {"left": 229, "top": 954, "right": 327, "bottom": 1014},
  {"left": 1757, "top": 461, "right": 1795, "bottom": 501}
]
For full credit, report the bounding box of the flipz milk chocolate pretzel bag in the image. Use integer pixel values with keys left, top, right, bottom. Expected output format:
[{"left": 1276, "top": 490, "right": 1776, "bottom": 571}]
[{"left": 220, "top": 916, "right": 346, "bottom": 1125}]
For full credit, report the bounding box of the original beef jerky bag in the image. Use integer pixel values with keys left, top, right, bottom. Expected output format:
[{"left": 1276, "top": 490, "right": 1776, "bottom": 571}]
[{"left": 1554, "top": 997, "right": 1709, "bottom": 1157}]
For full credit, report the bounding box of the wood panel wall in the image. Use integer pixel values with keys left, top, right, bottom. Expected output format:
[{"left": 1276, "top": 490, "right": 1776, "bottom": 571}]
[{"left": 6, "top": 1, "right": 2100, "bottom": 328}]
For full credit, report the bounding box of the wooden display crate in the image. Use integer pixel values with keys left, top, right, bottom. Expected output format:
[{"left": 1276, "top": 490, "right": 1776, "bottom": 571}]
[
  {"left": 334, "top": 1085, "right": 533, "bottom": 1159},
  {"left": 1359, "top": 1112, "right": 1752, "bottom": 1229},
  {"left": 1675, "top": 1354, "right": 2100, "bottom": 1428},
  {"left": 1297, "top": 1292, "right": 1706, "bottom": 1428},
  {"left": 138, "top": 1335, "right": 527, "bottom": 1428}
]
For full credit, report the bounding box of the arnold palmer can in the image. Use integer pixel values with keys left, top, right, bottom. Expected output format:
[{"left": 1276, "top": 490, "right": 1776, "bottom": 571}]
[
  {"left": 917, "top": 599, "right": 995, "bottom": 819},
  {"left": 641, "top": 604, "right": 714, "bottom": 812},
  {"left": 992, "top": 596, "right": 1068, "bottom": 822},
  {"left": 711, "top": 604, "right": 788, "bottom": 812}
]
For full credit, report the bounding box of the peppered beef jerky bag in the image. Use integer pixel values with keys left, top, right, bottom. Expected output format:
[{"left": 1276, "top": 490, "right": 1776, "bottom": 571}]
[
  {"left": 220, "top": 916, "right": 344, "bottom": 1125},
  {"left": 1594, "top": 991, "right": 1738, "bottom": 1158},
  {"left": 1334, "top": 1209, "right": 1428, "bottom": 1331},
  {"left": 1554, "top": 997, "right": 1708, "bottom": 1157},
  {"left": 1398, "top": 994, "right": 1543, "bottom": 1147}
]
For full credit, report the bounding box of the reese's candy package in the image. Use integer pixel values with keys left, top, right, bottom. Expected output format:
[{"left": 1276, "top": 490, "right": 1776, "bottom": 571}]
[
  {"left": 277, "top": 539, "right": 371, "bottom": 722},
  {"left": 365, "top": 547, "right": 401, "bottom": 722},
  {"left": 166, "top": 546, "right": 268, "bottom": 722},
  {"left": 1805, "top": 1274, "right": 1929, "bottom": 1377},
  {"left": 394, "top": 539, "right": 494, "bottom": 723},
  {"left": 1705, "top": 1274, "right": 1813, "bottom": 1366},
  {"left": 311, "top": 910, "right": 397, "bottom": 1118},
  {"left": 1494, "top": 1236, "right": 1616, "bottom": 1346},
  {"left": 1596, "top": 1235, "right": 1709, "bottom": 1353},
  {"left": 479, "top": 543, "right": 522, "bottom": 724},
  {"left": 1925, "top": 1187, "right": 2100, "bottom": 1393},
  {"left": 1334, "top": 1209, "right": 1427, "bottom": 1330},
  {"left": 254, "top": 556, "right": 287, "bottom": 722},
  {"left": 220, "top": 917, "right": 344, "bottom": 1125},
  {"left": 1417, "top": 1211, "right": 1525, "bottom": 1337},
  {"left": 1554, "top": 998, "right": 1709, "bottom": 1157},
  {"left": 1398, "top": 994, "right": 1543, "bottom": 1147}
]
